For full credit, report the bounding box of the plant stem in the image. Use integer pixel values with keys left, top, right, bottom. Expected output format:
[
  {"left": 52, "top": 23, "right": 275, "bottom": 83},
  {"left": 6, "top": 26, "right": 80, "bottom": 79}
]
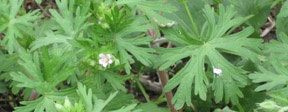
[
  {"left": 183, "top": 2, "right": 200, "bottom": 39},
  {"left": 148, "top": 0, "right": 178, "bottom": 110},
  {"left": 147, "top": 29, "right": 178, "bottom": 112},
  {"left": 154, "top": 98, "right": 166, "bottom": 105},
  {"left": 135, "top": 74, "right": 151, "bottom": 102},
  {"left": 158, "top": 70, "right": 178, "bottom": 112},
  {"left": 154, "top": 92, "right": 166, "bottom": 104}
]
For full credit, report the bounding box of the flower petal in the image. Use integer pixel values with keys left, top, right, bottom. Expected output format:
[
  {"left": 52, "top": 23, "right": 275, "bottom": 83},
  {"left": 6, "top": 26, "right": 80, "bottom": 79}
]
[
  {"left": 108, "top": 59, "right": 113, "bottom": 64},
  {"left": 102, "top": 63, "right": 108, "bottom": 68},
  {"left": 99, "top": 53, "right": 106, "bottom": 58},
  {"left": 107, "top": 54, "right": 112, "bottom": 58},
  {"left": 99, "top": 59, "right": 105, "bottom": 64}
]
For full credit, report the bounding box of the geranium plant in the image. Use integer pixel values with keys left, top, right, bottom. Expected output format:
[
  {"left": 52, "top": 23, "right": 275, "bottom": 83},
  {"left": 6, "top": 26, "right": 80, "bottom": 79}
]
[{"left": 1, "top": 0, "right": 288, "bottom": 112}]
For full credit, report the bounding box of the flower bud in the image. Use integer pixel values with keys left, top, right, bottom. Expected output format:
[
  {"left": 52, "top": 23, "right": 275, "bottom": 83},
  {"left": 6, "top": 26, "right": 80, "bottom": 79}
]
[
  {"left": 64, "top": 97, "right": 71, "bottom": 109},
  {"left": 258, "top": 100, "right": 280, "bottom": 110},
  {"left": 55, "top": 103, "right": 64, "bottom": 111}
]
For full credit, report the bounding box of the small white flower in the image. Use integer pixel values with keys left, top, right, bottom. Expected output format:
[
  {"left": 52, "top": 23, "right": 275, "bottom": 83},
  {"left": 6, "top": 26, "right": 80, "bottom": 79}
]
[
  {"left": 99, "top": 53, "right": 113, "bottom": 68},
  {"left": 213, "top": 66, "right": 222, "bottom": 76}
]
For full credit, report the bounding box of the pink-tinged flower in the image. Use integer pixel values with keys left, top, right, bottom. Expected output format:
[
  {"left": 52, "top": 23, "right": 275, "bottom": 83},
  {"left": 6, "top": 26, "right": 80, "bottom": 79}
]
[
  {"left": 213, "top": 66, "right": 222, "bottom": 76},
  {"left": 99, "top": 53, "right": 113, "bottom": 68}
]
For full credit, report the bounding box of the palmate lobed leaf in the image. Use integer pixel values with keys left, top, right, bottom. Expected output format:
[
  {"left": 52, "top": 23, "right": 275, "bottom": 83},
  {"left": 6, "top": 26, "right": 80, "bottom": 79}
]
[
  {"left": 262, "top": 33, "right": 288, "bottom": 67},
  {"left": 30, "top": 31, "right": 73, "bottom": 51},
  {"left": 116, "top": 0, "right": 177, "bottom": 24},
  {"left": 0, "top": 0, "right": 41, "bottom": 54},
  {"left": 11, "top": 47, "right": 75, "bottom": 94},
  {"left": 163, "top": 0, "right": 212, "bottom": 36},
  {"left": 30, "top": 0, "right": 92, "bottom": 51},
  {"left": 249, "top": 55, "right": 288, "bottom": 92},
  {"left": 117, "top": 0, "right": 177, "bottom": 37},
  {"left": 105, "top": 92, "right": 136, "bottom": 110},
  {"left": 116, "top": 36, "right": 155, "bottom": 74},
  {"left": 276, "top": 1, "right": 288, "bottom": 40},
  {"left": 49, "top": 0, "right": 92, "bottom": 37},
  {"left": 101, "top": 71, "right": 127, "bottom": 92},
  {"left": 223, "top": 0, "right": 272, "bottom": 32},
  {"left": 14, "top": 86, "right": 77, "bottom": 112},
  {"left": 157, "top": 4, "right": 262, "bottom": 109},
  {"left": 77, "top": 83, "right": 139, "bottom": 112},
  {"left": 14, "top": 96, "right": 56, "bottom": 112},
  {"left": 114, "top": 16, "right": 155, "bottom": 74},
  {"left": 250, "top": 32, "right": 288, "bottom": 93}
]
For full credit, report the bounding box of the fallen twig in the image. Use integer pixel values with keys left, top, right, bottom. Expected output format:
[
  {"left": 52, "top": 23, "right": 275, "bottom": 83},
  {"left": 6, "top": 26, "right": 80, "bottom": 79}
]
[
  {"left": 138, "top": 77, "right": 162, "bottom": 94},
  {"left": 261, "top": 16, "right": 276, "bottom": 37}
]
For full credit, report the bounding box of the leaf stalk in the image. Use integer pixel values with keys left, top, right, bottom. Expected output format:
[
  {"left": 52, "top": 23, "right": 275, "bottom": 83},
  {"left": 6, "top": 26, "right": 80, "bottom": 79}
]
[{"left": 183, "top": 2, "right": 200, "bottom": 39}]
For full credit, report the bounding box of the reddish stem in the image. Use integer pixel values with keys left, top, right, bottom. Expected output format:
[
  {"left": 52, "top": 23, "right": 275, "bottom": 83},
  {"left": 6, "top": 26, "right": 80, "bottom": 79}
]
[
  {"left": 158, "top": 71, "right": 178, "bottom": 112},
  {"left": 148, "top": 29, "right": 178, "bottom": 112}
]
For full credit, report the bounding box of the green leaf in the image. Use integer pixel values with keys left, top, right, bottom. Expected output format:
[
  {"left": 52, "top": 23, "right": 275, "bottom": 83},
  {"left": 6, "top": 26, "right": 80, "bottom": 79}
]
[
  {"left": 11, "top": 47, "right": 74, "bottom": 94},
  {"left": 0, "top": 81, "right": 7, "bottom": 93},
  {"left": 15, "top": 89, "right": 78, "bottom": 112},
  {"left": 14, "top": 96, "right": 56, "bottom": 112},
  {"left": 77, "top": 83, "right": 138, "bottom": 112},
  {"left": 110, "top": 104, "right": 139, "bottom": 112},
  {"left": 0, "top": 51, "right": 18, "bottom": 76},
  {"left": 90, "top": 6, "right": 155, "bottom": 74},
  {"left": 49, "top": 0, "right": 92, "bottom": 36},
  {"left": 158, "top": 5, "right": 261, "bottom": 109},
  {"left": 30, "top": 0, "right": 92, "bottom": 51},
  {"left": 101, "top": 71, "right": 127, "bottom": 92},
  {"left": 114, "top": 16, "right": 155, "bottom": 74},
  {"left": 0, "top": 0, "right": 41, "bottom": 54},
  {"left": 271, "top": 0, "right": 284, "bottom": 8},
  {"left": 249, "top": 54, "right": 288, "bottom": 92},
  {"left": 163, "top": 0, "right": 212, "bottom": 36},
  {"left": 105, "top": 92, "right": 136, "bottom": 111},
  {"left": 262, "top": 33, "right": 288, "bottom": 68},
  {"left": 116, "top": 35, "right": 155, "bottom": 74},
  {"left": 117, "top": 0, "right": 177, "bottom": 37},
  {"left": 276, "top": 1, "right": 288, "bottom": 37},
  {"left": 30, "top": 31, "right": 73, "bottom": 51},
  {"left": 255, "top": 93, "right": 288, "bottom": 112},
  {"left": 237, "top": 85, "right": 268, "bottom": 112},
  {"left": 224, "top": 0, "right": 272, "bottom": 32},
  {"left": 136, "top": 102, "right": 169, "bottom": 112}
]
